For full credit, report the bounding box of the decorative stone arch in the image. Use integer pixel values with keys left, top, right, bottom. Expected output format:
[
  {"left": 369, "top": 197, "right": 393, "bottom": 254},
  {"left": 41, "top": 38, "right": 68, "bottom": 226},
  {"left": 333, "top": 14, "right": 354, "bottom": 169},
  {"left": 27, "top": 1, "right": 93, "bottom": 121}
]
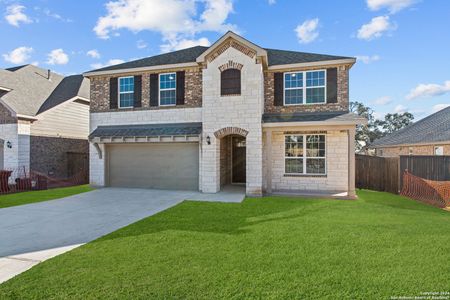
[
  {"left": 207, "top": 38, "right": 257, "bottom": 63},
  {"left": 214, "top": 127, "right": 249, "bottom": 139},
  {"left": 218, "top": 60, "right": 244, "bottom": 72}
]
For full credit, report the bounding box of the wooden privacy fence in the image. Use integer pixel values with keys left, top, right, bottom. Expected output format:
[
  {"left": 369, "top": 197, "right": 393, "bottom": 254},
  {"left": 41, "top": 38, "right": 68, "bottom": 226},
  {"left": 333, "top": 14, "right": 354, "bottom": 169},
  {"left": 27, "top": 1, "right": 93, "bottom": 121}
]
[
  {"left": 400, "top": 156, "right": 450, "bottom": 187},
  {"left": 356, "top": 155, "right": 400, "bottom": 194},
  {"left": 356, "top": 155, "right": 450, "bottom": 194}
]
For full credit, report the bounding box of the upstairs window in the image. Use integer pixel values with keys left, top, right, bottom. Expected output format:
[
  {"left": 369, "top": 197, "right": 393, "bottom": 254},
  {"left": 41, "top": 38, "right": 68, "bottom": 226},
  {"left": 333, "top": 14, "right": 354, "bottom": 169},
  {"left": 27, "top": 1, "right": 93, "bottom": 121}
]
[
  {"left": 118, "top": 76, "right": 134, "bottom": 108},
  {"left": 284, "top": 70, "right": 326, "bottom": 105},
  {"left": 159, "top": 73, "right": 176, "bottom": 106},
  {"left": 221, "top": 69, "right": 241, "bottom": 96}
]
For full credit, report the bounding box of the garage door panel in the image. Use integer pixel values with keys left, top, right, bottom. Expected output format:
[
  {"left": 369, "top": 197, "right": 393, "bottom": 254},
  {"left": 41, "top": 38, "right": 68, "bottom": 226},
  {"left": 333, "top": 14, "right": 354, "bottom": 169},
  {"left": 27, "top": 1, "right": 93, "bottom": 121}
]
[{"left": 107, "top": 143, "right": 199, "bottom": 190}]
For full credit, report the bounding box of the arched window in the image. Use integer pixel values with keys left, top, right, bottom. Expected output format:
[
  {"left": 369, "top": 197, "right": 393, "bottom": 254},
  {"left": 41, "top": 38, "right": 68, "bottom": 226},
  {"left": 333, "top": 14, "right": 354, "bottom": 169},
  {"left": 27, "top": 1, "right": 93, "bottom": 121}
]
[{"left": 221, "top": 68, "right": 241, "bottom": 96}]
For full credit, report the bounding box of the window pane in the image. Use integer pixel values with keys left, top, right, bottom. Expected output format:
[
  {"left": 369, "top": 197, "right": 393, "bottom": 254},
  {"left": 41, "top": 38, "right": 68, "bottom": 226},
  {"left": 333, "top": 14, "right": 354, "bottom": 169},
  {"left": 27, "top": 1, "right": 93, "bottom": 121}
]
[
  {"left": 285, "top": 135, "right": 303, "bottom": 157},
  {"left": 119, "top": 77, "right": 134, "bottom": 93},
  {"left": 285, "top": 89, "right": 303, "bottom": 105},
  {"left": 119, "top": 92, "right": 134, "bottom": 107},
  {"left": 160, "top": 90, "right": 176, "bottom": 105},
  {"left": 284, "top": 73, "right": 303, "bottom": 89},
  {"left": 306, "top": 87, "right": 325, "bottom": 104},
  {"left": 306, "top": 71, "right": 325, "bottom": 87},
  {"left": 306, "top": 158, "right": 325, "bottom": 174},
  {"left": 306, "top": 135, "right": 325, "bottom": 157},
  {"left": 160, "top": 73, "right": 176, "bottom": 89},
  {"left": 285, "top": 158, "right": 303, "bottom": 174}
]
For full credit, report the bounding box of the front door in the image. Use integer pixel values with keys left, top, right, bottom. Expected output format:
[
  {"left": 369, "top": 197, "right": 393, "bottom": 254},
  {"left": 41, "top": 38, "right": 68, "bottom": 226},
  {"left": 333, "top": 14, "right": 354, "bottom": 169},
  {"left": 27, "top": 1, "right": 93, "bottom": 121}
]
[{"left": 232, "top": 137, "right": 246, "bottom": 184}]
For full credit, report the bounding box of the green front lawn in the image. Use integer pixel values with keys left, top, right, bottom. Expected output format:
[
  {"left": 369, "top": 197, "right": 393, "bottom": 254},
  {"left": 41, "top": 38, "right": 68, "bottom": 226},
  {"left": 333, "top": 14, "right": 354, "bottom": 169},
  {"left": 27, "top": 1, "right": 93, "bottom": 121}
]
[
  {"left": 1, "top": 190, "right": 449, "bottom": 299},
  {"left": 0, "top": 185, "right": 94, "bottom": 209}
]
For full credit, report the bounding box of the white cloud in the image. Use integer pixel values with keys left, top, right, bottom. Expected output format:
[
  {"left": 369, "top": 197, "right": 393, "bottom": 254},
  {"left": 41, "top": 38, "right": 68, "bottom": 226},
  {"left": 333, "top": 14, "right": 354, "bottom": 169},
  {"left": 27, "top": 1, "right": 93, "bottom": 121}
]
[
  {"left": 90, "top": 59, "right": 125, "bottom": 69},
  {"left": 268, "top": 0, "right": 276, "bottom": 4},
  {"left": 136, "top": 39, "right": 148, "bottom": 49},
  {"left": 367, "top": 0, "right": 417, "bottom": 14},
  {"left": 42, "top": 8, "right": 72, "bottom": 22},
  {"left": 394, "top": 104, "right": 407, "bottom": 113},
  {"left": 5, "top": 4, "right": 32, "bottom": 27},
  {"left": 373, "top": 96, "right": 392, "bottom": 105},
  {"left": 87, "top": 49, "right": 101, "bottom": 59},
  {"left": 356, "top": 54, "right": 381, "bottom": 64},
  {"left": 47, "top": 49, "right": 69, "bottom": 65},
  {"left": 406, "top": 81, "right": 450, "bottom": 100},
  {"left": 2, "top": 46, "right": 33, "bottom": 64},
  {"left": 94, "top": 0, "right": 235, "bottom": 50},
  {"left": 160, "top": 37, "right": 210, "bottom": 52},
  {"left": 432, "top": 104, "right": 450, "bottom": 113},
  {"left": 357, "top": 15, "right": 396, "bottom": 40},
  {"left": 295, "top": 18, "right": 319, "bottom": 44}
]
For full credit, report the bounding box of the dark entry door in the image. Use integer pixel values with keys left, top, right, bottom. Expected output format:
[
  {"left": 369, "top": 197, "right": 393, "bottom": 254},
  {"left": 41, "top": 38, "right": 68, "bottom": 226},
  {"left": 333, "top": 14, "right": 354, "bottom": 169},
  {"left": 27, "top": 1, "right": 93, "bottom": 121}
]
[{"left": 232, "top": 137, "right": 246, "bottom": 183}]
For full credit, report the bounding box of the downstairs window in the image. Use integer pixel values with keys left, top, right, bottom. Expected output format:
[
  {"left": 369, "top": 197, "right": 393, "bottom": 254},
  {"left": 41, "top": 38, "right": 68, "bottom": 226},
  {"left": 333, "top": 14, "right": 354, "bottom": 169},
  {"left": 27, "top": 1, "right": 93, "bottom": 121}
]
[{"left": 285, "top": 134, "right": 326, "bottom": 175}]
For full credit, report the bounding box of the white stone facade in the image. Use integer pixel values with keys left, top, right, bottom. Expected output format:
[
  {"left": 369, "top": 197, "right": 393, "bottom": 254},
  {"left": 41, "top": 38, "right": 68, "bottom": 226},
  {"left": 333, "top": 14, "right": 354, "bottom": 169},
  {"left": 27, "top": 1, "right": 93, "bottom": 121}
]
[
  {"left": 0, "top": 124, "right": 19, "bottom": 170},
  {"left": 201, "top": 46, "right": 264, "bottom": 196},
  {"left": 267, "top": 130, "right": 349, "bottom": 193}
]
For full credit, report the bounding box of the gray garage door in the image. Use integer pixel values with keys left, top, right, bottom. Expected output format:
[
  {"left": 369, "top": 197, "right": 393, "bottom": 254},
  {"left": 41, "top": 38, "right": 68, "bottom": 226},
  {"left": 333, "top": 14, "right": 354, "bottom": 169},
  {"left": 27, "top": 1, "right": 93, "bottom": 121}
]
[{"left": 107, "top": 143, "right": 199, "bottom": 190}]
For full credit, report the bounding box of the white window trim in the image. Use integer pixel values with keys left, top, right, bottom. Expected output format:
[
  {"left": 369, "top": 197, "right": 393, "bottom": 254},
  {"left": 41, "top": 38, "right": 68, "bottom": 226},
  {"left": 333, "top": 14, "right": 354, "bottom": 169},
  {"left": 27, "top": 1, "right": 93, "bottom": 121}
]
[
  {"left": 159, "top": 72, "right": 177, "bottom": 107},
  {"left": 118, "top": 76, "right": 134, "bottom": 109},
  {"left": 283, "top": 70, "right": 327, "bottom": 106},
  {"left": 284, "top": 134, "right": 327, "bottom": 175}
]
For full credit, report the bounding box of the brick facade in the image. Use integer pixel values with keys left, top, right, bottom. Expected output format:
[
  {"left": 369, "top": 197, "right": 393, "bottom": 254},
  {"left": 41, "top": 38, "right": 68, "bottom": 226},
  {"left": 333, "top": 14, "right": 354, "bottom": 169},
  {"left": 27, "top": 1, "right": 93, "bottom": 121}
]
[
  {"left": 0, "top": 103, "right": 16, "bottom": 124},
  {"left": 263, "top": 65, "right": 349, "bottom": 114},
  {"left": 376, "top": 144, "right": 450, "bottom": 157},
  {"left": 90, "top": 67, "right": 203, "bottom": 113},
  {"left": 30, "top": 136, "right": 89, "bottom": 178}
]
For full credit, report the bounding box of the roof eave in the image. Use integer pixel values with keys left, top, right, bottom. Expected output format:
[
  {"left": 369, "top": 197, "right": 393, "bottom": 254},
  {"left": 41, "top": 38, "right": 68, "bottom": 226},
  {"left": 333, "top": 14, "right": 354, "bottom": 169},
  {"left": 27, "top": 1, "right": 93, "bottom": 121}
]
[
  {"left": 83, "top": 62, "right": 199, "bottom": 77},
  {"left": 262, "top": 119, "right": 367, "bottom": 128},
  {"left": 268, "top": 58, "right": 356, "bottom": 70}
]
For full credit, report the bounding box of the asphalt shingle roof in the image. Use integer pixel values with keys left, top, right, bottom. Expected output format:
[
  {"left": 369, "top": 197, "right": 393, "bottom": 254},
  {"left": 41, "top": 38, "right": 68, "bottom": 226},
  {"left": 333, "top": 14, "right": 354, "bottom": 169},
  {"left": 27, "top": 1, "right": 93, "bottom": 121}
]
[
  {"left": 87, "top": 46, "right": 353, "bottom": 73},
  {"left": 0, "top": 65, "right": 89, "bottom": 116},
  {"left": 89, "top": 123, "right": 203, "bottom": 139},
  {"left": 262, "top": 111, "right": 365, "bottom": 123},
  {"left": 371, "top": 106, "right": 450, "bottom": 147}
]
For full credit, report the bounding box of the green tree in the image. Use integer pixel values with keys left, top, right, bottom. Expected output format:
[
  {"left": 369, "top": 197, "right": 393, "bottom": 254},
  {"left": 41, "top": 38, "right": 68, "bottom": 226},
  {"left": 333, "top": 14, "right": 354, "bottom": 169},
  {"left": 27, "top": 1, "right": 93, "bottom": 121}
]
[
  {"left": 375, "top": 112, "right": 414, "bottom": 134},
  {"left": 350, "top": 101, "right": 383, "bottom": 151}
]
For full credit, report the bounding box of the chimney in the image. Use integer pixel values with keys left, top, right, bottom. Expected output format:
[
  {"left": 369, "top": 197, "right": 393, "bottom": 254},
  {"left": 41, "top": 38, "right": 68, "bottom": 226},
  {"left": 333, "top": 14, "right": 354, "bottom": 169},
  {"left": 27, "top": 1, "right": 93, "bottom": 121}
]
[{"left": 47, "top": 69, "right": 51, "bottom": 80}]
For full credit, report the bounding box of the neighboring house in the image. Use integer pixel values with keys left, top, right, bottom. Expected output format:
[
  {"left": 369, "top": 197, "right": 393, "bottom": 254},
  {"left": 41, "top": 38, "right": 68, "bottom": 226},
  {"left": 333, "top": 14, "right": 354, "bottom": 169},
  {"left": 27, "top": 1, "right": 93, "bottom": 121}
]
[
  {"left": 84, "top": 31, "right": 365, "bottom": 197},
  {"left": 371, "top": 106, "right": 450, "bottom": 157},
  {"left": 0, "top": 64, "right": 90, "bottom": 178}
]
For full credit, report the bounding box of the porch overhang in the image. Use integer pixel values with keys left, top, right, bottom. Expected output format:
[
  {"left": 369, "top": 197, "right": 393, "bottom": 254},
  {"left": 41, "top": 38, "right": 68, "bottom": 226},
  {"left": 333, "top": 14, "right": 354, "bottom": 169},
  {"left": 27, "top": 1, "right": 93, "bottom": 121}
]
[
  {"left": 262, "top": 111, "right": 367, "bottom": 127},
  {"left": 89, "top": 122, "right": 202, "bottom": 144}
]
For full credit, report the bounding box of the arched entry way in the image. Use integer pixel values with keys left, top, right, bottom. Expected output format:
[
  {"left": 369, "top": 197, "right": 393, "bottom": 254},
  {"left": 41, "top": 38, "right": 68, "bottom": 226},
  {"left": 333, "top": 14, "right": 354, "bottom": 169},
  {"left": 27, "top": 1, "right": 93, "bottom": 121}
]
[{"left": 214, "top": 127, "right": 248, "bottom": 188}]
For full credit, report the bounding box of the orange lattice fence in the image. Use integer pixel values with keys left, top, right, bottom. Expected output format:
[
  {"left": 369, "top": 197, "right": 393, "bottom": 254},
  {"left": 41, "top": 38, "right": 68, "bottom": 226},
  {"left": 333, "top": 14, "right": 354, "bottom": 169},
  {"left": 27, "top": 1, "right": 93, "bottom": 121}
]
[{"left": 401, "top": 170, "right": 450, "bottom": 209}]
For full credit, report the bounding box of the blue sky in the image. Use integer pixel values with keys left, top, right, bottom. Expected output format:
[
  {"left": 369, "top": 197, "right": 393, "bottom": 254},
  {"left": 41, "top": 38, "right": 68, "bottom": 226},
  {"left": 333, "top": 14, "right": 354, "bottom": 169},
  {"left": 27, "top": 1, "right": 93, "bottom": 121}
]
[{"left": 1, "top": 0, "right": 449, "bottom": 120}]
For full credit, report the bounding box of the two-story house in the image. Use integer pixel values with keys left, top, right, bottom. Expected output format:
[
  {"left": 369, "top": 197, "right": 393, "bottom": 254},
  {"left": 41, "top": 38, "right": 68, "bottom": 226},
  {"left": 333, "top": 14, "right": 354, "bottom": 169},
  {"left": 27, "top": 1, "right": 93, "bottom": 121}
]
[
  {"left": 84, "top": 32, "right": 365, "bottom": 198},
  {"left": 0, "top": 65, "right": 90, "bottom": 180}
]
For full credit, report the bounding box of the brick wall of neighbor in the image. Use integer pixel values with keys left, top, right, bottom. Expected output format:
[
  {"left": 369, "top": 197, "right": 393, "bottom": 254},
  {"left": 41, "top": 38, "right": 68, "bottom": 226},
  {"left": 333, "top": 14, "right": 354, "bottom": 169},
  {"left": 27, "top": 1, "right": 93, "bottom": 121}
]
[
  {"left": 30, "top": 136, "right": 88, "bottom": 178},
  {"left": 90, "top": 67, "right": 203, "bottom": 113},
  {"left": 266, "top": 130, "right": 349, "bottom": 192},
  {"left": 264, "top": 65, "right": 349, "bottom": 114},
  {"left": 377, "top": 144, "right": 450, "bottom": 157},
  {"left": 0, "top": 103, "right": 17, "bottom": 124}
]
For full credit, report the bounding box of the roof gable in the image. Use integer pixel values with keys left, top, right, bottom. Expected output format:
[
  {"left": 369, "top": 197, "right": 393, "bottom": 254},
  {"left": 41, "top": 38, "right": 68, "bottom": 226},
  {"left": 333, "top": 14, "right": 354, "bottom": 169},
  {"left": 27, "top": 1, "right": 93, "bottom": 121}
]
[
  {"left": 196, "top": 31, "right": 267, "bottom": 64},
  {"left": 0, "top": 65, "right": 89, "bottom": 117}
]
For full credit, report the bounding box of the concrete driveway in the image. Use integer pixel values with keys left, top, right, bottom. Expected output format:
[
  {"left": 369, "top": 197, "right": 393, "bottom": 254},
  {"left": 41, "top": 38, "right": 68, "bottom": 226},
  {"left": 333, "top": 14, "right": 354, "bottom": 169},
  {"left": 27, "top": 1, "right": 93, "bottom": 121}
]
[{"left": 0, "top": 187, "right": 245, "bottom": 283}]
